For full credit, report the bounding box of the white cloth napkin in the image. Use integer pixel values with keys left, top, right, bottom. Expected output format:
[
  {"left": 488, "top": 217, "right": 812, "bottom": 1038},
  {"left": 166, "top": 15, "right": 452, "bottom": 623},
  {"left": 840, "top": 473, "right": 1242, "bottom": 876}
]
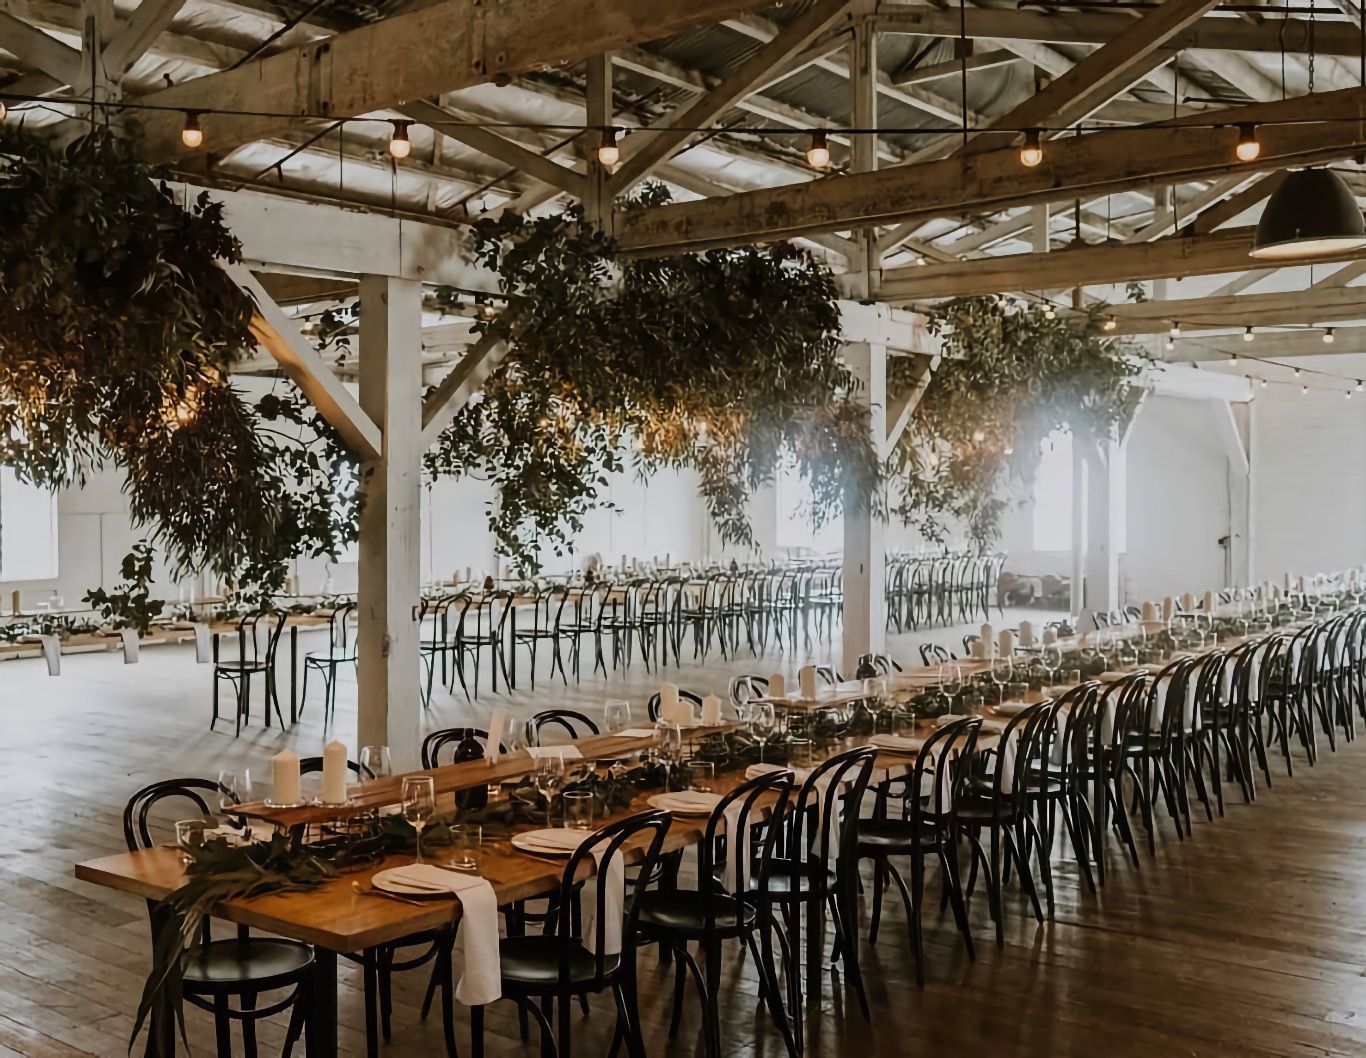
[
  {"left": 610, "top": 728, "right": 658, "bottom": 738},
  {"left": 191, "top": 622, "right": 211, "bottom": 663},
  {"left": 745, "top": 762, "right": 812, "bottom": 783},
  {"left": 526, "top": 746, "right": 583, "bottom": 760},
  {"left": 39, "top": 635, "right": 60, "bottom": 676},
  {"left": 386, "top": 864, "right": 501, "bottom": 1006},
  {"left": 867, "top": 734, "right": 925, "bottom": 754},
  {"left": 721, "top": 799, "right": 750, "bottom": 894},
  {"left": 993, "top": 702, "right": 1030, "bottom": 716},
  {"left": 582, "top": 848, "right": 624, "bottom": 956}
]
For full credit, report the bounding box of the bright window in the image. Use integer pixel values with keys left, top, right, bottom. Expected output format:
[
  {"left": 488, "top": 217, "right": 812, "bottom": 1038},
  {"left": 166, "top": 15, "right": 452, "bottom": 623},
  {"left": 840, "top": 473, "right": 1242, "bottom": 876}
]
[
  {"left": 0, "top": 468, "right": 57, "bottom": 579},
  {"left": 1032, "top": 430, "right": 1073, "bottom": 552},
  {"left": 776, "top": 460, "right": 842, "bottom": 554}
]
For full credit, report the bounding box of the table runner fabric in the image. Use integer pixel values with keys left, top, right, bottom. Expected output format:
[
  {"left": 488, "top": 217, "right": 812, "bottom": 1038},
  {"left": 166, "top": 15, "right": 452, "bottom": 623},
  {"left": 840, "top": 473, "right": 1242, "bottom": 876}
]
[{"left": 385, "top": 864, "right": 501, "bottom": 1005}]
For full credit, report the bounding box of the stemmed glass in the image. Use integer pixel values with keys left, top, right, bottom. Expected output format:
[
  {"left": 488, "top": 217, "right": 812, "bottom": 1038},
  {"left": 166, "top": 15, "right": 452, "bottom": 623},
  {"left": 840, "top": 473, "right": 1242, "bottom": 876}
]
[
  {"left": 535, "top": 753, "right": 567, "bottom": 828},
  {"left": 655, "top": 722, "right": 683, "bottom": 788},
  {"left": 937, "top": 661, "right": 962, "bottom": 718},
  {"left": 750, "top": 702, "right": 777, "bottom": 764},
  {"left": 359, "top": 745, "right": 392, "bottom": 781},
  {"left": 216, "top": 769, "right": 250, "bottom": 813},
  {"left": 1041, "top": 644, "right": 1063, "bottom": 688},
  {"left": 401, "top": 776, "right": 435, "bottom": 864},
  {"left": 604, "top": 699, "right": 631, "bottom": 733},
  {"left": 989, "top": 656, "right": 1013, "bottom": 702}
]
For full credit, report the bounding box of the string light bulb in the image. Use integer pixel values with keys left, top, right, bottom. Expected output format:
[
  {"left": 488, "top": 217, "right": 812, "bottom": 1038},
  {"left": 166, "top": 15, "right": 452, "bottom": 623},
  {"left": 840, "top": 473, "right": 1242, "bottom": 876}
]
[
  {"left": 1230, "top": 351, "right": 1239, "bottom": 364},
  {"left": 180, "top": 111, "right": 203, "bottom": 149},
  {"left": 806, "top": 129, "right": 830, "bottom": 169},
  {"left": 1295, "top": 367, "right": 1302, "bottom": 377},
  {"left": 1302, "top": 384, "right": 1309, "bottom": 395},
  {"left": 597, "top": 127, "right": 620, "bottom": 167},
  {"left": 0, "top": 100, "right": 7, "bottom": 122},
  {"left": 1043, "top": 304, "right": 1056, "bottom": 319},
  {"left": 1260, "top": 377, "right": 1268, "bottom": 388},
  {"left": 1243, "top": 326, "right": 1254, "bottom": 342},
  {"left": 1020, "top": 128, "right": 1043, "bottom": 167},
  {"left": 1235, "top": 123, "right": 1261, "bottom": 163},
  {"left": 1324, "top": 327, "right": 1336, "bottom": 344},
  {"left": 1357, "top": 379, "right": 1363, "bottom": 393},
  {"left": 388, "top": 121, "right": 412, "bottom": 159},
  {"left": 1103, "top": 316, "right": 1117, "bottom": 331},
  {"left": 1170, "top": 322, "right": 1182, "bottom": 338}
]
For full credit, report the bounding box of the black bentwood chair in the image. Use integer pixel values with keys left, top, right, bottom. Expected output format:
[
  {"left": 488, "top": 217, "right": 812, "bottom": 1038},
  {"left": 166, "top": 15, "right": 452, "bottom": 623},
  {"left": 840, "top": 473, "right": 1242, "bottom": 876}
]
[
  {"left": 124, "top": 779, "right": 312, "bottom": 1057},
  {"left": 633, "top": 770, "right": 798, "bottom": 1058},
  {"left": 212, "top": 610, "right": 289, "bottom": 736},
  {"left": 471, "top": 810, "right": 673, "bottom": 1058}
]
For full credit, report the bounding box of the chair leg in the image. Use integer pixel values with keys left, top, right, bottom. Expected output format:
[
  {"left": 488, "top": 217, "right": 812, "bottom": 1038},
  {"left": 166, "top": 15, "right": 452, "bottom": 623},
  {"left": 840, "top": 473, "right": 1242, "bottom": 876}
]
[
  {"left": 213, "top": 994, "right": 233, "bottom": 1058},
  {"left": 362, "top": 948, "right": 380, "bottom": 1058},
  {"left": 241, "top": 991, "right": 258, "bottom": 1058}
]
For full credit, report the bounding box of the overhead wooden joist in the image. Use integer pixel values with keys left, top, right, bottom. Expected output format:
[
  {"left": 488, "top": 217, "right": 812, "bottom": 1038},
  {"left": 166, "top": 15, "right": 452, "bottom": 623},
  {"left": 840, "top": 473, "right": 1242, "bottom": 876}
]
[
  {"left": 1167, "top": 325, "right": 1366, "bottom": 361},
  {"left": 614, "top": 87, "right": 1366, "bottom": 255},
  {"left": 875, "top": 7, "right": 1366, "bottom": 57},
  {"left": 134, "top": 0, "right": 775, "bottom": 163},
  {"left": 1106, "top": 286, "right": 1366, "bottom": 335},
  {"left": 875, "top": 227, "right": 1366, "bottom": 301}
]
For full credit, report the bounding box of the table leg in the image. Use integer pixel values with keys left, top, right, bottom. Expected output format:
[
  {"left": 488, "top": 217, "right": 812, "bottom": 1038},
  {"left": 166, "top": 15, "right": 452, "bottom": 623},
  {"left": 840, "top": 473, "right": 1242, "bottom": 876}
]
[
  {"left": 307, "top": 947, "right": 338, "bottom": 1058},
  {"left": 290, "top": 627, "right": 299, "bottom": 725}
]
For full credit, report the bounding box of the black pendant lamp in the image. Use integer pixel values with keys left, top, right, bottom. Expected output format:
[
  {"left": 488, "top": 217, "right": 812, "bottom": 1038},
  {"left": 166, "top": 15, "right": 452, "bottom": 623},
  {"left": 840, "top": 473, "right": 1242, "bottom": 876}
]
[{"left": 1250, "top": 168, "right": 1366, "bottom": 260}]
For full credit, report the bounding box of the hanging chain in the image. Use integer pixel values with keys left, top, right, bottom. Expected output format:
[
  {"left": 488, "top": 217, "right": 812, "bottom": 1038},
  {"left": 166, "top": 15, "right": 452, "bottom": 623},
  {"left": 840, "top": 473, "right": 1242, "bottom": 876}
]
[{"left": 1309, "top": 0, "right": 1317, "bottom": 94}]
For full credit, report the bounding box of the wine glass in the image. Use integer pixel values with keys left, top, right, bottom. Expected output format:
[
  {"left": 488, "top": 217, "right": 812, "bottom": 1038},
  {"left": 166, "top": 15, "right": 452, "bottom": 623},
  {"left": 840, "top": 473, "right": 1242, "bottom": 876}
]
[
  {"left": 750, "top": 703, "right": 777, "bottom": 764},
  {"left": 655, "top": 722, "right": 684, "bottom": 787},
  {"left": 1041, "top": 644, "right": 1063, "bottom": 688},
  {"left": 359, "top": 745, "right": 392, "bottom": 781},
  {"left": 604, "top": 699, "right": 631, "bottom": 734},
  {"left": 216, "top": 769, "right": 250, "bottom": 814},
  {"left": 535, "top": 753, "right": 567, "bottom": 828},
  {"left": 401, "top": 776, "right": 435, "bottom": 864},
  {"left": 989, "top": 656, "right": 1013, "bottom": 702}
]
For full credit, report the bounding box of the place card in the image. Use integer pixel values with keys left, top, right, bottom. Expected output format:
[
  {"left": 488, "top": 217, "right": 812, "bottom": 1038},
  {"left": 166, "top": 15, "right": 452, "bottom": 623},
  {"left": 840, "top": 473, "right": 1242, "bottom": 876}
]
[{"left": 486, "top": 707, "right": 509, "bottom": 765}]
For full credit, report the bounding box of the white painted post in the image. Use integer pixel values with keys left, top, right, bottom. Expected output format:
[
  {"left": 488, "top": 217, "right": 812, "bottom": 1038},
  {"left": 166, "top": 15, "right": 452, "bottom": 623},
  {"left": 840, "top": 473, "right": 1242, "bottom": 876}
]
[
  {"left": 1084, "top": 438, "right": 1122, "bottom": 613},
  {"left": 356, "top": 275, "right": 423, "bottom": 768},
  {"left": 842, "top": 340, "right": 887, "bottom": 677},
  {"left": 1070, "top": 437, "right": 1088, "bottom": 617}
]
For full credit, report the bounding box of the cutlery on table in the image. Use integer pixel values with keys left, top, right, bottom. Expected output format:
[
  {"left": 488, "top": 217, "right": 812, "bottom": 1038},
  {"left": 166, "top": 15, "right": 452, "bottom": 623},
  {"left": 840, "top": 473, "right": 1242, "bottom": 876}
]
[{"left": 351, "top": 880, "right": 430, "bottom": 906}]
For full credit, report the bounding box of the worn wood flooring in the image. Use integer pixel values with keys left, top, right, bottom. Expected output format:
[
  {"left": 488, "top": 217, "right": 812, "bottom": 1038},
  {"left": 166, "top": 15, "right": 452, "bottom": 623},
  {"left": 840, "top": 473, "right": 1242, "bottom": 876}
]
[{"left": 4, "top": 609, "right": 1365, "bottom": 1057}]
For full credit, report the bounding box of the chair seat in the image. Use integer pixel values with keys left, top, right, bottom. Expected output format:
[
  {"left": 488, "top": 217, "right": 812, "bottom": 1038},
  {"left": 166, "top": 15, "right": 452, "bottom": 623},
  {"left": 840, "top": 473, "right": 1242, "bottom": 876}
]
[
  {"left": 498, "top": 935, "right": 619, "bottom": 987},
  {"left": 956, "top": 797, "right": 1021, "bottom": 826},
  {"left": 215, "top": 660, "right": 268, "bottom": 674},
  {"left": 753, "top": 857, "right": 836, "bottom": 896},
  {"left": 637, "top": 890, "right": 755, "bottom": 935},
  {"left": 855, "top": 818, "right": 943, "bottom": 852},
  {"left": 184, "top": 939, "right": 313, "bottom": 990}
]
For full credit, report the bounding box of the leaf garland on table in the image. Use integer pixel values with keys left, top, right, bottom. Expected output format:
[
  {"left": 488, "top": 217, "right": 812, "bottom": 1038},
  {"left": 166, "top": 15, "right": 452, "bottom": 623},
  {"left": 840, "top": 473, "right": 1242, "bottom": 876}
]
[
  {"left": 0, "top": 127, "right": 358, "bottom": 611},
  {"left": 425, "top": 185, "right": 881, "bottom": 571},
  {"left": 887, "top": 295, "right": 1143, "bottom": 545}
]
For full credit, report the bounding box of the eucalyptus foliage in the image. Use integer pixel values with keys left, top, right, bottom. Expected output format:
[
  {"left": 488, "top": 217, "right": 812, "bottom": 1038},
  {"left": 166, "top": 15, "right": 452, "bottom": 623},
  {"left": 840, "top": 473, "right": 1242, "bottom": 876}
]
[
  {"left": 889, "top": 296, "right": 1142, "bottom": 545},
  {"left": 0, "top": 129, "right": 357, "bottom": 607},
  {"left": 426, "top": 191, "right": 880, "bottom": 570}
]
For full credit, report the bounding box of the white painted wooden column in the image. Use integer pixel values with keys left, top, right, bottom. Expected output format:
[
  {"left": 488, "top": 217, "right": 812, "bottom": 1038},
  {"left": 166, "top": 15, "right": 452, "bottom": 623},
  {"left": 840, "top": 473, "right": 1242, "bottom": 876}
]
[
  {"left": 357, "top": 275, "right": 423, "bottom": 767},
  {"left": 1215, "top": 399, "right": 1252, "bottom": 587},
  {"left": 842, "top": 340, "right": 887, "bottom": 676},
  {"left": 1083, "top": 439, "right": 1122, "bottom": 614},
  {"left": 1069, "top": 438, "right": 1088, "bottom": 618}
]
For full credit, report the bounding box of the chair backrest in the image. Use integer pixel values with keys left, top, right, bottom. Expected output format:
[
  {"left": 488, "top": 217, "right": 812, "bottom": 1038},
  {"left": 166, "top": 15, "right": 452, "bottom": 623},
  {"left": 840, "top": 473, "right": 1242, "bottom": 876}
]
[
  {"left": 329, "top": 601, "right": 357, "bottom": 650},
  {"left": 555, "top": 810, "right": 672, "bottom": 980},
  {"left": 123, "top": 777, "right": 219, "bottom": 853},
  {"left": 646, "top": 688, "right": 704, "bottom": 721},
  {"left": 421, "top": 727, "right": 506, "bottom": 769},
  {"left": 788, "top": 745, "right": 877, "bottom": 872},
  {"left": 919, "top": 643, "right": 952, "bottom": 665},
  {"left": 299, "top": 756, "right": 371, "bottom": 778},
  {"left": 908, "top": 715, "right": 982, "bottom": 824},
  {"left": 530, "top": 709, "right": 600, "bottom": 742},
  {"left": 699, "top": 769, "right": 794, "bottom": 898},
  {"left": 728, "top": 675, "right": 769, "bottom": 708},
  {"left": 814, "top": 664, "right": 841, "bottom": 686},
  {"left": 984, "top": 700, "right": 1058, "bottom": 800}
]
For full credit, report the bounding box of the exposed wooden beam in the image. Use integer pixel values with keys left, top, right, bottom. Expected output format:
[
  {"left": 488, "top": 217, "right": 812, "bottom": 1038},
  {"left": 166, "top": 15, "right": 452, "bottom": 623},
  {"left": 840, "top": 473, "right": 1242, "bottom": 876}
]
[
  {"left": 1167, "top": 326, "right": 1366, "bottom": 360},
  {"left": 957, "top": 0, "right": 1217, "bottom": 157},
  {"left": 102, "top": 0, "right": 187, "bottom": 80},
  {"left": 876, "top": 227, "right": 1366, "bottom": 301},
  {"left": 225, "top": 262, "right": 382, "bottom": 461},
  {"left": 614, "top": 88, "right": 1366, "bottom": 254},
  {"left": 1191, "top": 171, "right": 1284, "bottom": 234},
  {"left": 606, "top": 0, "right": 854, "bottom": 194},
  {"left": 1125, "top": 173, "right": 1257, "bottom": 242},
  {"left": 132, "top": 0, "right": 777, "bottom": 163},
  {"left": 398, "top": 100, "right": 588, "bottom": 198},
  {"left": 875, "top": 7, "right": 1365, "bottom": 57},
  {"left": 1110, "top": 285, "right": 1366, "bottom": 334},
  {"left": 0, "top": 9, "right": 83, "bottom": 84},
  {"left": 420, "top": 332, "right": 507, "bottom": 447},
  {"left": 883, "top": 353, "right": 938, "bottom": 456},
  {"left": 891, "top": 48, "right": 1014, "bottom": 86}
]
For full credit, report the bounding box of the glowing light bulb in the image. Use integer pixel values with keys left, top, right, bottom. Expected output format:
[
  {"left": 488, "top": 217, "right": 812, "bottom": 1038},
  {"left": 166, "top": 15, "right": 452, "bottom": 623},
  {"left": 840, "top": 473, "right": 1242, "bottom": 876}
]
[
  {"left": 1103, "top": 316, "right": 1117, "bottom": 331},
  {"left": 388, "top": 121, "right": 412, "bottom": 159},
  {"left": 1324, "top": 328, "right": 1336, "bottom": 344},
  {"left": 1302, "top": 384, "right": 1309, "bottom": 395},
  {"left": 1243, "top": 326, "right": 1254, "bottom": 342},
  {"left": 1020, "top": 128, "right": 1043, "bottom": 168},
  {"left": 597, "top": 127, "right": 620, "bottom": 166},
  {"left": 1170, "top": 322, "right": 1182, "bottom": 338},
  {"left": 1235, "top": 123, "right": 1261, "bottom": 163},
  {"left": 806, "top": 130, "right": 830, "bottom": 169},
  {"left": 181, "top": 112, "right": 203, "bottom": 149}
]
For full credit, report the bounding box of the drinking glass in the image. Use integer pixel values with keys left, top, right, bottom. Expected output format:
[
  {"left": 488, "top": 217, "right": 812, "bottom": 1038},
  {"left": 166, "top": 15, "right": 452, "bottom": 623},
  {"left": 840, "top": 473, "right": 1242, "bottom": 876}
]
[
  {"left": 604, "top": 699, "right": 632, "bottom": 734},
  {"left": 216, "top": 769, "right": 250, "bottom": 814},
  {"left": 401, "top": 776, "right": 436, "bottom": 864},
  {"left": 989, "top": 657, "right": 1013, "bottom": 701},
  {"left": 750, "top": 702, "right": 777, "bottom": 764},
  {"left": 359, "top": 745, "right": 392, "bottom": 781},
  {"left": 562, "top": 791, "right": 594, "bottom": 831},
  {"left": 175, "top": 819, "right": 207, "bottom": 864},
  {"left": 535, "top": 754, "right": 567, "bottom": 828},
  {"left": 1041, "top": 645, "right": 1064, "bottom": 687},
  {"left": 787, "top": 737, "right": 814, "bottom": 770},
  {"left": 446, "top": 823, "right": 481, "bottom": 871},
  {"left": 684, "top": 760, "right": 715, "bottom": 793}
]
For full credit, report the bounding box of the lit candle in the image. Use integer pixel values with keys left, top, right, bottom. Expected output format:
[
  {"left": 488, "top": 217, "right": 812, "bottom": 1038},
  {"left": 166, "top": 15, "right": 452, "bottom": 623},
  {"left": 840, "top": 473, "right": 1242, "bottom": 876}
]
[
  {"left": 272, "top": 749, "right": 301, "bottom": 806},
  {"left": 321, "top": 741, "right": 348, "bottom": 804}
]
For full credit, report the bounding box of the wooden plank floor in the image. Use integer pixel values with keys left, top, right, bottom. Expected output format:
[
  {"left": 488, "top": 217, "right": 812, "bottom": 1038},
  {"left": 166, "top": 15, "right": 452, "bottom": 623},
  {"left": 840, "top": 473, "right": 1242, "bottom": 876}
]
[{"left": 5, "top": 610, "right": 1366, "bottom": 1057}]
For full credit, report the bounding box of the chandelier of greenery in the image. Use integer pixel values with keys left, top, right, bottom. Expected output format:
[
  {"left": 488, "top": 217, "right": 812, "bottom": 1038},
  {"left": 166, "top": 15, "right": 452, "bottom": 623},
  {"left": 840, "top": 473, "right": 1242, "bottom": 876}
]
[
  {"left": 425, "top": 186, "right": 881, "bottom": 569},
  {"left": 0, "top": 127, "right": 357, "bottom": 608},
  {"left": 888, "top": 295, "right": 1143, "bottom": 545}
]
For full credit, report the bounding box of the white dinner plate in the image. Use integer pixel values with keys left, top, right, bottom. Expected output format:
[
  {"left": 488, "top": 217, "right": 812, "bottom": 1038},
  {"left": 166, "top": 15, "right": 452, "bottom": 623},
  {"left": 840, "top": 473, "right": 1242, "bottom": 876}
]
[
  {"left": 647, "top": 791, "right": 723, "bottom": 817},
  {"left": 371, "top": 867, "right": 455, "bottom": 898},
  {"left": 511, "top": 828, "right": 590, "bottom": 857}
]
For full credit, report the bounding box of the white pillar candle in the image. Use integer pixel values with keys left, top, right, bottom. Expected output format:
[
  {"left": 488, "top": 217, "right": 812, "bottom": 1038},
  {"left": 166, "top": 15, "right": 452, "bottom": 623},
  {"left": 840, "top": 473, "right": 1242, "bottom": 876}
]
[
  {"left": 700, "top": 694, "right": 722, "bottom": 726},
  {"left": 1041, "top": 628, "right": 1058, "bottom": 645},
  {"left": 1180, "top": 593, "right": 1195, "bottom": 613},
  {"left": 658, "top": 683, "right": 679, "bottom": 723},
  {"left": 321, "top": 741, "right": 348, "bottom": 804},
  {"left": 799, "top": 665, "right": 817, "bottom": 699},
  {"left": 997, "top": 629, "right": 1016, "bottom": 658},
  {"left": 1202, "top": 590, "right": 1215, "bottom": 613},
  {"left": 1018, "top": 620, "right": 1034, "bottom": 648},
  {"left": 767, "top": 673, "right": 785, "bottom": 699},
  {"left": 272, "top": 749, "right": 301, "bottom": 806},
  {"left": 1141, "top": 601, "right": 1157, "bottom": 622},
  {"left": 1162, "top": 596, "right": 1175, "bottom": 620}
]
